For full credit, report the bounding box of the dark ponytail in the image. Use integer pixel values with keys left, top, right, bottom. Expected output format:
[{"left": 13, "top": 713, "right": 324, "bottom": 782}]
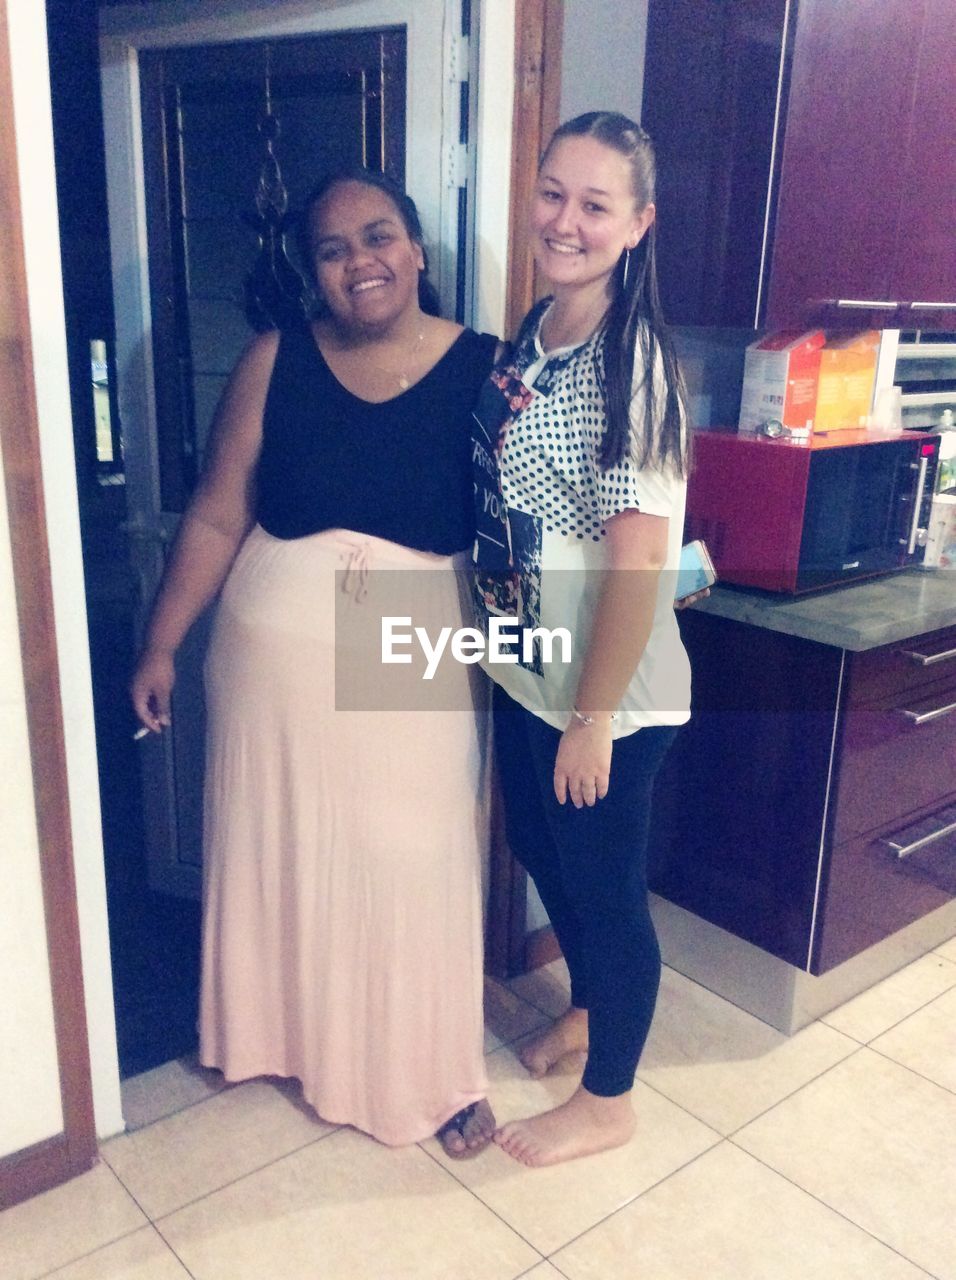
[
  {"left": 298, "top": 166, "right": 442, "bottom": 317},
  {"left": 544, "top": 113, "right": 686, "bottom": 476}
]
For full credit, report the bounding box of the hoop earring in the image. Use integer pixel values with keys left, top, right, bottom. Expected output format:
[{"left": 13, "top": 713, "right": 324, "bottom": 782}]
[{"left": 622, "top": 248, "right": 631, "bottom": 291}]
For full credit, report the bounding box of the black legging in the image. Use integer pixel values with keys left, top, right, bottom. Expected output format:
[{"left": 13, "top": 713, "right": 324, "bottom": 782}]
[{"left": 493, "top": 684, "right": 677, "bottom": 1097}]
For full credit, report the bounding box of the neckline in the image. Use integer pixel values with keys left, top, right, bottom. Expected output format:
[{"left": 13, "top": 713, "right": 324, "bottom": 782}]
[
  {"left": 534, "top": 298, "right": 603, "bottom": 359},
  {"left": 308, "top": 324, "right": 468, "bottom": 406}
]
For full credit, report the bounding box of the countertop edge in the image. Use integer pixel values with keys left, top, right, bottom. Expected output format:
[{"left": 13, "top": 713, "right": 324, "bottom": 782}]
[{"left": 689, "top": 570, "right": 956, "bottom": 651}]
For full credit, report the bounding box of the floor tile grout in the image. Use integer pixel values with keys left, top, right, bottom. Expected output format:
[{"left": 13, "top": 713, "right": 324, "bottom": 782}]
[
  {"left": 714, "top": 1040, "right": 866, "bottom": 1141},
  {"left": 532, "top": 1134, "right": 728, "bottom": 1263},
  {"left": 149, "top": 1216, "right": 200, "bottom": 1280},
  {"left": 819, "top": 965, "right": 956, "bottom": 1046},
  {"left": 119, "top": 1079, "right": 237, "bottom": 1135},
  {"left": 864, "top": 1041, "right": 956, "bottom": 1101},
  {"left": 30, "top": 1222, "right": 146, "bottom": 1280},
  {"left": 724, "top": 1135, "right": 941, "bottom": 1279},
  {"left": 25, "top": 1160, "right": 156, "bottom": 1280},
  {"left": 415, "top": 1139, "right": 548, "bottom": 1265},
  {"left": 112, "top": 1125, "right": 341, "bottom": 1227}
]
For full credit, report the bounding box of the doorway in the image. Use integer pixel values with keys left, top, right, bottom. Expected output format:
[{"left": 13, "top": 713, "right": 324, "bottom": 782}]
[{"left": 48, "top": 0, "right": 468, "bottom": 1081}]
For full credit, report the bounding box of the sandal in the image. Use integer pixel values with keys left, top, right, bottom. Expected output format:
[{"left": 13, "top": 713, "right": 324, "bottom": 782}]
[{"left": 435, "top": 1101, "right": 494, "bottom": 1160}]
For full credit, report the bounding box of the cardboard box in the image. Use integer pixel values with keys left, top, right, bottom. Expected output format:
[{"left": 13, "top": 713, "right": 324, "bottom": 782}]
[
  {"left": 813, "top": 331, "right": 880, "bottom": 433},
  {"left": 738, "top": 331, "right": 825, "bottom": 436}
]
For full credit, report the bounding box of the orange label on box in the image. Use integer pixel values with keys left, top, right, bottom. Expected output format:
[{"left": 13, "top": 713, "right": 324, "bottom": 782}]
[{"left": 813, "top": 331, "right": 880, "bottom": 433}]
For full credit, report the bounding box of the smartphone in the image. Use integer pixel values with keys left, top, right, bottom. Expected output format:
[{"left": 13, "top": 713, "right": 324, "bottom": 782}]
[{"left": 674, "top": 539, "right": 717, "bottom": 602}]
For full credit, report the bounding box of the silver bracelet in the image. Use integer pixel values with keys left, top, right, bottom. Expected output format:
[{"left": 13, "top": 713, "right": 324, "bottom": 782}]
[{"left": 571, "top": 705, "right": 619, "bottom": 726}]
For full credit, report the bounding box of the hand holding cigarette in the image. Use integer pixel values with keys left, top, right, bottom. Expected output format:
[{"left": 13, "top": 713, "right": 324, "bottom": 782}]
[{"left": 130, "top": 647, "right": 175, "bottom": 738}]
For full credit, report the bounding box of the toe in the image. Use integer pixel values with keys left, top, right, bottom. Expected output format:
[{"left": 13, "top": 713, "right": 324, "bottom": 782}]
[
  {"left": 441, "top": 1129, "right": 467, "bottom": 1156},
  {"left": 462, "top": 1100, "right": 495, "bottom": 1150},
  {"left": 476, "top": 1100, "right": 496, "bottom": 1138},
  {"left": 519, "top": 1050, "right": 546, "bottom": 1078}
]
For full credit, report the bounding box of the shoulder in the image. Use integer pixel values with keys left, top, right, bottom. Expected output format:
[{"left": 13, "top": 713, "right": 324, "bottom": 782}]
[
  {"left": 226, "top": 329, "right": 282, "bottom": 396},
  {"left": 242, "top": 328, "right": 282, "bottom": 365},
  {"left": 449, "top": 325, "right": 500, "bottom": 376}
]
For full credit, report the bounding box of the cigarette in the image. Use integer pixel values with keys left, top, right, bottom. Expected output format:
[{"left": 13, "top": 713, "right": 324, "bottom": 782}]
[{"left": 132, "top": 726, "right": 151, "bottom": 741}]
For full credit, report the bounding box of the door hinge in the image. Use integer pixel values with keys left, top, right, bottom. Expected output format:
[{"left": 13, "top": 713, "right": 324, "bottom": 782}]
[
  {"left": 444, "top": 141, "right": 469, "bottom": 189},
  {"left": 448, "top": 33, "right": 470, "bottom": 84}
]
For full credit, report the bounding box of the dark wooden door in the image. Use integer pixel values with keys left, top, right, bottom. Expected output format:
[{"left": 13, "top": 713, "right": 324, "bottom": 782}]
[
  {"left": 132, "top": 29, "right": 405, "bottom": 898},
  {"left": 641, "top": 0, "right": 788, "bottom": 328},
  {"left": 140, "top": 30, "right": 406, "bottom": 514},
  {"left": 889, "top": 0, "right": 956, "bottom": 328}
]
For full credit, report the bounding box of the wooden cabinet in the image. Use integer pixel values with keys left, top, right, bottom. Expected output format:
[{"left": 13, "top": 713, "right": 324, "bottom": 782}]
[
  {"left": 649, "top": 614, "right": 956, "bottom": 974},
  {"left": 817, "top": 623, "right": 956, "bottom": 968},
  {"left": 642, "top": 0, "right": 956, "bottom": 330}
]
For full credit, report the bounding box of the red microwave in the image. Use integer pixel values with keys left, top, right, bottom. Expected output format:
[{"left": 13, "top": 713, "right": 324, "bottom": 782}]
[{"left": 685, "top": 428, "right": 940, "bottom": 594}]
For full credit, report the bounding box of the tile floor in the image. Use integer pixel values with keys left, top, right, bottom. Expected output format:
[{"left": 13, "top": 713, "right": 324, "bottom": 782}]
[{"left": 3, "top": 944, "right": 956, "bottom": 1280}]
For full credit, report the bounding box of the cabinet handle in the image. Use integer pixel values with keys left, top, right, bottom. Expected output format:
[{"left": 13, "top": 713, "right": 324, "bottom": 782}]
[
  {"left": 834, "top": 299, "right": 899, "bottom": 309},
  {"left": 909, "top": 302, "right": 956, "bottom": 310},
  {"left": 882, "top": 812, "right": 956, "bottom": 860},
  {"left": 900, "top": 645, "right": 956, "bottom": 667},
  {"left": 896, "top": 699, "right": 956, "bottom": 726}
]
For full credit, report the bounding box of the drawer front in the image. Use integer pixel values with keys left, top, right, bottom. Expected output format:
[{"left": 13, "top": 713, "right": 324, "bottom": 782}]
[
  {"left": 814, "top": 796, "right": 956, "bottom": 973},
  {"left": 833, "top": 685, "right": 956, "bottom": 843},
  {"left": 848, "top": 625, "right": 956, "bottom": 708}
]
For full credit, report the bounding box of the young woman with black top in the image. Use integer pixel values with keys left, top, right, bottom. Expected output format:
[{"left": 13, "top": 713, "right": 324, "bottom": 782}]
[{"left": 132, "top": 170, "right": 498, "bottom": 1157}]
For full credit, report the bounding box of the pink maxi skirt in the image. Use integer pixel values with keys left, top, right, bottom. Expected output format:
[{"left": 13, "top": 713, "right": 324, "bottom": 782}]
[{"left": 198, "top": 525, "right": 488, "bottom": 1144}]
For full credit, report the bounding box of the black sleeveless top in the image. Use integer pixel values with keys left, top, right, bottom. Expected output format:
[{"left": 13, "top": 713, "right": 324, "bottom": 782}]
[{"left": 256, "top": 326, "right": 498, "bottom": 553}]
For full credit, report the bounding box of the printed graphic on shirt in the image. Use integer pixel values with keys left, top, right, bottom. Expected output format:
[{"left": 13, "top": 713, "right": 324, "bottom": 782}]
[{"left": 471, "top": 354, "right": 547, "bottom": 674}]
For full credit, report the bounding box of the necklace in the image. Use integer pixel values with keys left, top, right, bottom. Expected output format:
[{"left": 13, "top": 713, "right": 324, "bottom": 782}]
[{"left": 360, "top": 330, "right": 425, "bottom": 390}]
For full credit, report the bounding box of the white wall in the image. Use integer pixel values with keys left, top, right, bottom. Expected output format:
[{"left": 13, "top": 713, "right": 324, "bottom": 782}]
[
  {"left": 5, "top": 0, "right": 123, "bottom": 1140},
  {"left": 0, "top": 451, "right": 64, "bottom": 1158},
  {"left": 473, "top": 0, "right": 515, "bottom": 337},
  {"left": 560, "top": 0, "right": 649, "bottom": 126}
]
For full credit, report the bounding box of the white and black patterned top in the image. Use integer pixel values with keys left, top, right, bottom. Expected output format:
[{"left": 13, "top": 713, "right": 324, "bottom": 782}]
[{"left": 471, "top": 298, "right": 691, "bottom": 737}]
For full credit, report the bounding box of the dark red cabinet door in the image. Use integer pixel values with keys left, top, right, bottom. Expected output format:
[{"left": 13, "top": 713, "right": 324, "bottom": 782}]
[
  {"left": 891, "top": 0, "right": 956, "bottom": 327},
  {"left": 765, "top": 0, "right": 925, "bottom": 329},
  {"left": 645, "top": 0, "right": 956, "bottom": 329}
]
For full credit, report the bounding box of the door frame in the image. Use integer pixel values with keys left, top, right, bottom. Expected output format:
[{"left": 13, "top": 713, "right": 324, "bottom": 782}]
[
  {"left": 0, "top": 0, "right": 96, "bottom": 1209},
  {"left": 484, "top": 0, "right": 564, "bottom": 977}
]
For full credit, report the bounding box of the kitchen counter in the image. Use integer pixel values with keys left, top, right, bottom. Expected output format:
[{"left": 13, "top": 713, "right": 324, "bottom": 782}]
[
  {"left": 649, "top": 583, "right": 956, "bottom": 1033},
  {"left": 692, "top": 567, "right": 956, "bottom": 651}
]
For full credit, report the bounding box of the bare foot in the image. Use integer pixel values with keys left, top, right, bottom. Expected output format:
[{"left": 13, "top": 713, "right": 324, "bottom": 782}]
[
  {"left": 519, "top": 1007, "right": 589, "bottom": 1078},
  {"left": 436, "top": 1098, "right": 496, "bottom": 1158},
  {"left": 495, "top": 1086, "right": 635, "bottom": 1167}
]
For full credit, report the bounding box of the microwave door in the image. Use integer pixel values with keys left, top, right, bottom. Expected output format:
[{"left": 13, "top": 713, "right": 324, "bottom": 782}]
[
  {"left": 797, "top": 443, "right": 909, "bottom": 591},
  {"left": 797, "top": 449, "right": 857, "bottom": 589},
  {"left": 844, "top": 443, "right": 903, "bottom": 570}
]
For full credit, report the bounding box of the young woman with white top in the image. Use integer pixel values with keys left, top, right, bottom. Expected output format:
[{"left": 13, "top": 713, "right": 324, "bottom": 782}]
[{"left": 472, "top": 112, "right": 691, "bottom": 1166}]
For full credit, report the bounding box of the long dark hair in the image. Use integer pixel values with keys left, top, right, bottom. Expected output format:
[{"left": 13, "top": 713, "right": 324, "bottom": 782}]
[
  {"left": 298, "top": 167, "right": 442, "bottom": 317},
  {"left": 543, "top": 113, "right": 686, "bottom": 475}
]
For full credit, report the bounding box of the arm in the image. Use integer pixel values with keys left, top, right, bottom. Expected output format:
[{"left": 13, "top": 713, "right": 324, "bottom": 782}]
[
  {"left": 130, "top": 331, "right": 279, "bottom": 732},
  {"left": 553, "top": 507, "right": 669, "bottom": 807}
]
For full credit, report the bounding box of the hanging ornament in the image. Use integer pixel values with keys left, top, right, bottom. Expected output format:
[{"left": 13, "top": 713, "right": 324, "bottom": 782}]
[{"left": 242, "top": 45, "right": 308, "bottom": 332}]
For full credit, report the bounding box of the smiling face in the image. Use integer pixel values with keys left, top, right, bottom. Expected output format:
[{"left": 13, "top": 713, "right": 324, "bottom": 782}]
[
  {"left": 309, "top": 180, "right": 425, "bottom": 333},
  {"left": 531, "top": 135, "right": 655, "bottom": 297}
]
